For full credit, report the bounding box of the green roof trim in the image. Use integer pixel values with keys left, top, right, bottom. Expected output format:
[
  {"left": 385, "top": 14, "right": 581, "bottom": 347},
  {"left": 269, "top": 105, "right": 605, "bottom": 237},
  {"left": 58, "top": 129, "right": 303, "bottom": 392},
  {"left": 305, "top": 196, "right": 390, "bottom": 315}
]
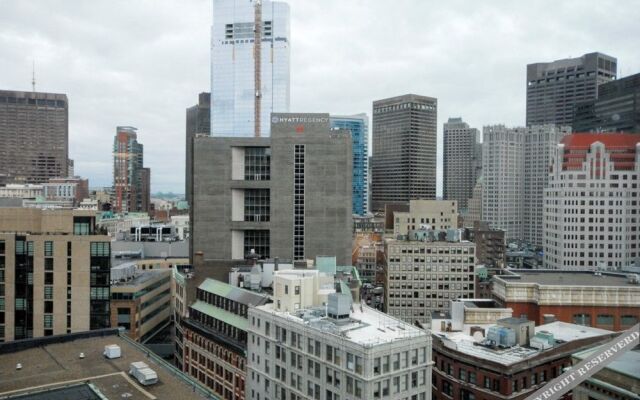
[
  {"left": 198, "top": 279, "right": 235, "bottom": 297},
  {"left": 190, "top": 300, "right": 248, "bottom": 331}
]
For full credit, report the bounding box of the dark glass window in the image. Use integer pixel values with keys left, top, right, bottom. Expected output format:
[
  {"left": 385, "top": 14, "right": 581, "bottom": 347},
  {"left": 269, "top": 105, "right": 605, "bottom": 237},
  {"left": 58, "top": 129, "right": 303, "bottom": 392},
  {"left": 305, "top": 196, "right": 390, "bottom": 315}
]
[
  {"left": 244, "top": 147, "right": 271, "bottom": 181},
  {"left": 244, "top": 189, "right": 270, "bottom": 222}
]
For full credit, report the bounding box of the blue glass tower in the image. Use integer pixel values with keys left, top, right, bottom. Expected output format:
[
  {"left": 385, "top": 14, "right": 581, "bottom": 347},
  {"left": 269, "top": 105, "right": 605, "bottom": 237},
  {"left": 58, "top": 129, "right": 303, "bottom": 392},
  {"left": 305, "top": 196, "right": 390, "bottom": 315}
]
[{"left": 330, "top": 114, "right": 369, "bottom": 215}]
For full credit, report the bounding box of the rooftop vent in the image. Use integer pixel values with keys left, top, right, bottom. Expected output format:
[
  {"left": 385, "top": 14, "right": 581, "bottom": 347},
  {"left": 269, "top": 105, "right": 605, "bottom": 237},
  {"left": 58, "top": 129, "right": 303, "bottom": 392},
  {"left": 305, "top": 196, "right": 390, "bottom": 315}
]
[{"left": 16, "top": 363, "right": 22, "bottom": 370}]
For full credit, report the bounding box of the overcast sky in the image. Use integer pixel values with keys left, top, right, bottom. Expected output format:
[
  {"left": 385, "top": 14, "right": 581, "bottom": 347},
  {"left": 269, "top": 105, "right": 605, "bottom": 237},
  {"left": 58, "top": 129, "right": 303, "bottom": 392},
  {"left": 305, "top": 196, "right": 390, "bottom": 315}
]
[{"left": 1, "top": 0, "right": 639, "bottom": 195}]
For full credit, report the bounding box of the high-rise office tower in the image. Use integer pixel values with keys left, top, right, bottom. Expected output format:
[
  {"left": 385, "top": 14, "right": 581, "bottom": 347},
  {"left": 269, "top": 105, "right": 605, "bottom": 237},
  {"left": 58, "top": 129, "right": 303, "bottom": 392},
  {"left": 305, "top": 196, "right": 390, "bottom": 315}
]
[
  {"left": 0, "top": 90, "right": 68, "bottom": 185},
  {"left": 0, "top": 208, "right": 111, "bottom": 342},
  {"left": 112, "top": 126, "right": 150, "bottom": 213},
  {"left": 482, "top": 125, "right": 570, "bottom": 245},
  {"left": 211, "top": 0, "right": 290, "bottom": 137},
  {"left": 192, "top": 113, "right": 352, "bottom": 279},
  {"left": 371, "top": 94, "right": 437, "bottom": 211},
  {"left": 574, "top": 72, "right": 640, "bottom": 133},
  {"left": 522, "top": 125, "right": 571, "bottom": 246},
  {"left": 330, "top": 114, "right": 369, "bottom": 216},
  {"left": 443, "top": 117, "right": 481, "bottom": 212},
  {"left": 526, "top": 52, "right": 617, "bottom": 127},
  {"left": 544, "top": 133, "right": 640, "bottom": 269},
  {"left": 185, "top": 92, "right": 211, "bottom": 203},
  {"left": 482, "top": 126, "right": 525, "bottom": 241}
]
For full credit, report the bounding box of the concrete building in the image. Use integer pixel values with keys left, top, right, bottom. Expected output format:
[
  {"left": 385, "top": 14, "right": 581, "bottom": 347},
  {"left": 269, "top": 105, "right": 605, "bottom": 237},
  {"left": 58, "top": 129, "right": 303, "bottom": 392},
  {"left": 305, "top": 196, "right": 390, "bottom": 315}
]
[
  {"left": 574, "top": 72, "right": 640, "bottom": 133},
  {"left": 482, "top": 125, "right": 570, "bottom": 244},
  {"left": 543, "top": 133, "right": 640, "bottom": 269},
  {"left": 0, "top": 183, "right": 43, "bottom": 199},
  {"left": 0, "top": 90, "right": 68, "bottom": 185},
  {"left": 211, "top": 0, "right": 290, "bottom": 137},
  {"left": 465, "top": 177, "right": 483, "bottom": 227},
  {"left": 523, "top": 125, "right": 571, "bottom": 246},
  {"left": 393, "top": 200, "right": 458, "bottom": 237},
  {"left": 191, "top": 113, "right": 352, "bottom": 278},
  {"left": 42, "top": 176, "right": 89, "bottom": 206},
  {"left": 482, "top": 125, "right": 525, "bottom": 241},
  {"left": 572, "top": 348, "right": 640, "bottom": 400},
  {"left": 0, "top": 329, "right": 216, "bottom": 399},
  {"left": 110, "top": 264, "right": 172, "bottom": 343},
  {"left": 432, "top": 317, "right": 616, "bottom": 400},
  {"left": 0, "top": 208, "right": 111, "bottom": 342},
  {"left": 331, "top": 114, "right": 369, "bottom": 216},
  {"left": 463, "top": 221, "right": 506, "bottom": 268},
  {"left": 443, "top": 118, "right": 481, "bottom": 212},
  {"left": 246, "top": 268, "right": 432, "bottom": 400},
  {"left": 526, "top": 52, "right": 617, "bottom": 127},
  {"left": 185, "top": 92, "right": 210, "bottom": 204},
  {"left": 112, "top": 126, "right": 150, "bottom": 213},
  {"left": 493, "top": 270, "right": 640, "bottom": 331},
  {"left": 385, "top": 230, "right": 476, "bottom": 325},
  {"left": 371, "top": 94, "right": 437, "bottom": 211},
  {"left": 178, "top": 278, "right": 269, "bottom": 400}
]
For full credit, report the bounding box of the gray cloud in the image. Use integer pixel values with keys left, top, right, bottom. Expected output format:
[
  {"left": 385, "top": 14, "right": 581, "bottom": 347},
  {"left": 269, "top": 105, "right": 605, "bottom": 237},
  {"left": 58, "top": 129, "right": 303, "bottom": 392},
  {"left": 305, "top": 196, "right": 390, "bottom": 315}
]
[{"left": 1, "top": 0, "right": 639, "bottom": 194}]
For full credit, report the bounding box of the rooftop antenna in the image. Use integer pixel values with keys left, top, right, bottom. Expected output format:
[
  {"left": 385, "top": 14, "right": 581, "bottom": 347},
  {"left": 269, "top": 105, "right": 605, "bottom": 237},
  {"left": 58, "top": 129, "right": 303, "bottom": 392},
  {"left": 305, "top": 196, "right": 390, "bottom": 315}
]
[{"left": 31, "top": 60, "right": 36, "bottom": 92}]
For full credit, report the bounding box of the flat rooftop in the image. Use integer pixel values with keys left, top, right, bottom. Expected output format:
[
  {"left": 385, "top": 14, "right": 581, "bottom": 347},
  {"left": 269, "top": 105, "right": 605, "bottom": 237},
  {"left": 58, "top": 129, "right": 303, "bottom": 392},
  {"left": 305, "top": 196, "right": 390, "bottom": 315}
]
[
  {"left": 496, "top": 270, "right": 640, "bottom": 287},
  {"left": 432, "top": 321, "right": 613, "bottom": 366},
  {"left": 0, "top": 331, "right": 210, "bottom": 400},
  {"left": 111, "top": 269, "right": 170, "bottom": 288},
  {"left": 574, "top": 348, "right": 640, "bottom": 381},
  {"left": 256, "top": 303, "right": 427, "bottom": 348}
]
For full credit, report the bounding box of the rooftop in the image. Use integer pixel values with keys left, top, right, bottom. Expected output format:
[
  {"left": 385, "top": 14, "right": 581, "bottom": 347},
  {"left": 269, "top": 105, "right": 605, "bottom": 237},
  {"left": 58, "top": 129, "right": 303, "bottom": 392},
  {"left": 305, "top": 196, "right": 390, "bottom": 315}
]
[
  {"left": 255, "top": 302, "right": 427, "bottom": 348},
  {"left": 433, "top": 321, "right": 613, "bottom": 366},
  {"left": 496, "top": 269, "right": 640, "bottom": 288},
  {"left": 0, "top": 330, "right": 212, "bottom": 400},
  {"left": 198, "top": 278, "right": 270, "bottom": 307},
  {"left": 573, "top": 348, "right": 640, "bottom": 381},
  {"left": 111, "top": 268, "right": 170, "bottom": 288}
]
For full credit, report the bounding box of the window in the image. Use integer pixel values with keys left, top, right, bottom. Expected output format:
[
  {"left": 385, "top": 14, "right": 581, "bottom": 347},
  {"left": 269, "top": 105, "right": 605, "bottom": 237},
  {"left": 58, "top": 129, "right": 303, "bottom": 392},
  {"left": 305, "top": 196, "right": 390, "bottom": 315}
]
[
  {"left": 44, "top": 241, "right": 53, "bottom": 257},
  {"left": 573, "top": 313, "right": 591, "bottom": 326},
  {"left": 90, "top": 242, "right": 110, "bottom": 257},
  {"left": 244, "top": 230, "right": 270, "bottom": 259},
  {"left": 596, "top": 314, "right": 614, "bottom": 327},
  {"left": 244, "top": 189, "right": 270, "bottom": 222},
  {"left": 621, "top": 315, "right": 638, "bottom": 327},
  {"left": 245, "top": 147, "right": 271, "bottom": 180}
]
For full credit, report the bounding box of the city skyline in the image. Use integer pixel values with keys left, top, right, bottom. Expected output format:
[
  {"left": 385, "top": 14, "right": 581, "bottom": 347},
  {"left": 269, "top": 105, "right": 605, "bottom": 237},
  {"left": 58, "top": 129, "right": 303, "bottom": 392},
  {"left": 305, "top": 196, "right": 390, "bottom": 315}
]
[{"left": 1, "top": 1, "right": 639, "bottom": 192}]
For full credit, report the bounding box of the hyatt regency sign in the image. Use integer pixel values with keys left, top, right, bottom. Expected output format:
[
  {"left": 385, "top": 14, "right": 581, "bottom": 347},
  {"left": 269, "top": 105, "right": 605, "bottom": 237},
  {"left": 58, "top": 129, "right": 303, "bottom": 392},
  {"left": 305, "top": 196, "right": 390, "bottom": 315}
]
[{"left": 526, "top": 323, "right": 639, "bottom": 400}]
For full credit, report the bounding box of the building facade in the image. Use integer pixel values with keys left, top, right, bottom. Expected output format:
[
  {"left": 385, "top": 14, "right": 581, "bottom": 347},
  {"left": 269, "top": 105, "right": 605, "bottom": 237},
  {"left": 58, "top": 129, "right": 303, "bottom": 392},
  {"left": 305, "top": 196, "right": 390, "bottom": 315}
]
[
  {"left": 0, "top": 184, "right": 43, "bottom": 199},
  {"left": 493, "top": 270, "right": 640, "bottom": 331},
  {"left": 432, "top": 318, "right": 616, "bottom": 400},
  {"left": 191, "top": 113, "right": 352, "bottom": 271},
  {"left": 110, "top": 266, "right": 172, "bottom": 343},
  {"left": 443, "top": 118, "right": 481, "bottom": 212},
  {"left": 574, "top": 72, "right": 640, "bottom": 133},
  {"left": 211, "top": 0, "right": 290, "bottom": 137},
  {"left": 330, "top": 114, "right": 369, "bottom": 216},
  {"left": 543, "top": 133, "right": 640, "bottom": 269},
  {"left": 0, "top": 208, "right": 111, "bottom": 342},
  {"left": 42, "top": 176, "right": 89, "bottom": 206},
  {"left": 178, "top": 278, "right": 269, "bottom": 400},
  {"left": 371, "top": 94, "right": 437, "bottom": 211},
  {"left": 482, "top": 125, "right": 569, "bottom": 245},
  {"left": 463, "top": 221, "right": 506, "bottom": 268},
  {"left": 0, "top": 90, "right": 68, "bottom": 185},
  {"left": 392, "top": 200, "right": 458, "bottom": 237},
  {"left": 247, "top": 269, "right": 432, "bottom": 400},
  {"left": 572, "top": 348, "right": 640, "bottom": 400},
  {"left": 186, "top": 92, "right": 210, "bottom": 204},
  {"left": 385, "top": 233, "right": 476, "bottom": 325},
  {"left": 522, "top": 125, "right": 571, "bottom": 246},
  {"left": 526, "top": 52, "right": 617, "bottom": 127},
  {"left": 482, "top": 126, "right": 525, "bottom": 241},
  {"left": 464, "top": 178, "right": 483, "bottom": 227},
  {"left": 112, "top": 126, "right": 150, "bottom": 213}
]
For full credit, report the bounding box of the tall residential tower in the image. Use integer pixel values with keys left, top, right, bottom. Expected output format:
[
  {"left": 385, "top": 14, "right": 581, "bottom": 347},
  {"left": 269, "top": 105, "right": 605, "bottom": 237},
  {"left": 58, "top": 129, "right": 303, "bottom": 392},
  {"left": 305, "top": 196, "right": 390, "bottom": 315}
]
[
  {"left": 371, "top": 94, "right": 437, "bottom": 211},
  {"left": 112, "top": 126, "right": 150, "bottom": 213},
  {"left": 211, "top": 0, "right": 290, "bottom": 137},
  {"left": 443, "top": 117, "right": 481, "bottom": 212}
]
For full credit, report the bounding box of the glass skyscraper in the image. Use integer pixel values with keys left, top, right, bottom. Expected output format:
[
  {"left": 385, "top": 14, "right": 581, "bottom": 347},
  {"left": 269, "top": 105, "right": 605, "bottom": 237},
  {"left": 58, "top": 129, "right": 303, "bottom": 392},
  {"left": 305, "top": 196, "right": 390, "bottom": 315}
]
[
  {"left": 331, "top": 114, "right": 369, "bottom": 216},
  {"left": 211, "top": 0, "right": 290, "bottom": 137}
]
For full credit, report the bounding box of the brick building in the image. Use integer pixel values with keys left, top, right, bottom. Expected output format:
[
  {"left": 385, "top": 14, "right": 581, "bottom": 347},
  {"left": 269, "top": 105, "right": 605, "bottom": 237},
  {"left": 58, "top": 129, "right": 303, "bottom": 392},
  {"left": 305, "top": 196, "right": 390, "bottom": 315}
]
[{"left": 493, "top": 270, "right": 640, "bottom": 331}]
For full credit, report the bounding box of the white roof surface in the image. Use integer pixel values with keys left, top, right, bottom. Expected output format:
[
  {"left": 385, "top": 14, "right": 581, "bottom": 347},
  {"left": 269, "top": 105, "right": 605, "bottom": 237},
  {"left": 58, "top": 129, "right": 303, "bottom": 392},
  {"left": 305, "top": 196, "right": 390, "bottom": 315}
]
[
  {"left": 433, "top": 321, "right": 613, "bottom": 366},
  {"left": 256, "top": 303, "right": 427, "bottom": 348}
]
